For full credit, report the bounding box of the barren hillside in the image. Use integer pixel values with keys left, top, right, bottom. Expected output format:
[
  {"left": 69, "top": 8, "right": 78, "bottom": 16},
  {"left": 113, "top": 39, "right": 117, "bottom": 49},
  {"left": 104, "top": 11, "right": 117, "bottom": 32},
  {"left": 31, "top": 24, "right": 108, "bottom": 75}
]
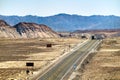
[
  {"left": 14, "top": 22, "right": 59, "bottom": 38},
  {"left": 0, "top": 20, "right": 21, "bottom": 38},
  {"left": 0, "top": 20, "right": 59, "bottom": 38}
]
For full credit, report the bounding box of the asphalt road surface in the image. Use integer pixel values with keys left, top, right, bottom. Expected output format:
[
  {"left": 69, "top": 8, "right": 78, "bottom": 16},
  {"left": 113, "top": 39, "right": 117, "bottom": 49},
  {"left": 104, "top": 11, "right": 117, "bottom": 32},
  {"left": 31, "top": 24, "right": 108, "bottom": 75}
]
[{"left": 36, "top": 40, "right": 100, "bottom": 80}]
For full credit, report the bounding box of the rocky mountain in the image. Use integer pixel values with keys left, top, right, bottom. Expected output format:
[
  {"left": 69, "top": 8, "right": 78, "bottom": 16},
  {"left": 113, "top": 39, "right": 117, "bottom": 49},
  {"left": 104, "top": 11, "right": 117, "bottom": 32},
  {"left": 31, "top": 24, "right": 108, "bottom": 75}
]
[
  {"left": 0, "top": 14, "right": 120, "bottom": 31},
  {"left": 0, "top": 20, "right": 20, "bottom": 38},
  {"left": 14, "top": 22, "right": 59, "bottom": 38},
  {"left": 0, "top": 20, "right": 59, "bottom": 38}
]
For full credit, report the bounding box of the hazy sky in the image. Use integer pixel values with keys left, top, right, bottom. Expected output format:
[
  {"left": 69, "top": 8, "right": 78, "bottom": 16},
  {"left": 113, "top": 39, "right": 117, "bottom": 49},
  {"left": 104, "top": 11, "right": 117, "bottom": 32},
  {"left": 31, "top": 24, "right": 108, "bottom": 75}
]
[{"left": 0, "top": 0, "right": 120, "bottom": 16}]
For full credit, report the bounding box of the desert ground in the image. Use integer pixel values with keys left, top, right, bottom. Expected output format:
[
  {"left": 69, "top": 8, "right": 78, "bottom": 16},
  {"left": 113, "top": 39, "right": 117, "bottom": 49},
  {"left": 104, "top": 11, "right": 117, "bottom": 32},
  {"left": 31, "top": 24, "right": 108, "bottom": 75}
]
[
  {"left": 0, "top": 38, "right": 84, "bottom": 80},
  {"left": 73, "top": 37, "right": 120, "bottom": 80}
]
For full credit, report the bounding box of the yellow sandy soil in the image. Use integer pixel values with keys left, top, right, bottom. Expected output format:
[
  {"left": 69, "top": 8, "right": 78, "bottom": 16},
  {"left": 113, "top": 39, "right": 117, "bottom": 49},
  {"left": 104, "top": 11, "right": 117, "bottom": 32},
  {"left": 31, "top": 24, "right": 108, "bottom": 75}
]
[
  {"left": 0, "top": 38, "right": 84, "bottom": 80},
  {"left": 79, "top": 37, "right": 120, "bottom": 80}
]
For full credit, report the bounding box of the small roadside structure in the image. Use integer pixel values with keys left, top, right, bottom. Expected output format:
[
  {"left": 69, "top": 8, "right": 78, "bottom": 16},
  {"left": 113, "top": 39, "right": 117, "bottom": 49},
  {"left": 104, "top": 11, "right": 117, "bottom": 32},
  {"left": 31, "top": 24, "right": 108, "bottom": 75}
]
[
  {"left": 91, "top": 35, "right": 95, "bottom": 40},
  {"left": 91, "top": 34, "right": 105, "bottom": 40},
  {"left": 81, "top": 35, "right": 87, "bottom": 39},
  {"left": 26, "top": 62, "right": 34, "bottom": 67},
  {"left": 46, "top": 44, "right": 52, "bottom": 48},
  {"left": 26, "top": 62, "right": 34, "bottom": 75}
]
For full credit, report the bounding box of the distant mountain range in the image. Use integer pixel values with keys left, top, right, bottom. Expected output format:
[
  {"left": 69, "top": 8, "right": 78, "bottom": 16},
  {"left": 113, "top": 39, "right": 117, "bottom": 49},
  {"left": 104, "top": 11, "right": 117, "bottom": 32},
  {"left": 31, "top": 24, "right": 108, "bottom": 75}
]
[{"left": 0, "top": 13, "right": 120, "bottom": 31}]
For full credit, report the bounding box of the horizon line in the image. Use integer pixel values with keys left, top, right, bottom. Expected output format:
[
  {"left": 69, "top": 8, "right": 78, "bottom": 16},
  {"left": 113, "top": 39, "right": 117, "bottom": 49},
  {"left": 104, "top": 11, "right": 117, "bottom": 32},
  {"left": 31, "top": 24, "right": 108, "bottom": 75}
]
[{"left": 0, "top": 13, "right": 120, "bottom": 17}]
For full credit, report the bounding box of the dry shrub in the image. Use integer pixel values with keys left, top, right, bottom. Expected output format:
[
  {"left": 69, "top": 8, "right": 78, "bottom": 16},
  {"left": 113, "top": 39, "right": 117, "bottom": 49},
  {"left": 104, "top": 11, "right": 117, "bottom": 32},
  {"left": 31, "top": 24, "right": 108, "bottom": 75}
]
[
  {"left": 73, "top": 75, "right": 81, "bottom": 80},
  {"left": 104, "top": 40, "right": 117, "bottom": 45},
  {"left": 113, "top": 50, "right": 120, "bottom": 56}
]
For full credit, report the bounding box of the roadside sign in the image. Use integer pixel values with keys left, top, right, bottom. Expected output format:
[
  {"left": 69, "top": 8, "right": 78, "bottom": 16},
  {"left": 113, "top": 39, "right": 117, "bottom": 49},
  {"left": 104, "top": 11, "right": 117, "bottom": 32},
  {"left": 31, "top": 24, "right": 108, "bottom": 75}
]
[
  {"left": 26, "top": 62, "right": 34, "bottom": 67},
  {"left": 46, "top": 44, "right": 52, "bottom": 47}
]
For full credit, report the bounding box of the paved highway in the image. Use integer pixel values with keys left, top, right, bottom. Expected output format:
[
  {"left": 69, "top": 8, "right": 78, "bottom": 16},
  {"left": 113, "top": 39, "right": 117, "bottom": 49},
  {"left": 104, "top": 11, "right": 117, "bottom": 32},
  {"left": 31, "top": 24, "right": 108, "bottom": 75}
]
[{"left": 36, "top": 40, "right": 101, "bottom": 80}]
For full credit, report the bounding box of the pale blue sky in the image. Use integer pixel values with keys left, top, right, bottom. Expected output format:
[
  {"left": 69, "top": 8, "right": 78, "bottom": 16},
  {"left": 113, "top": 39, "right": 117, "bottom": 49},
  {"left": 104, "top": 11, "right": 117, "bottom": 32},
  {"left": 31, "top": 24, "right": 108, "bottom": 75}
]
[{"left": 0, "top": 0, "right": 120, "bottom": 16}]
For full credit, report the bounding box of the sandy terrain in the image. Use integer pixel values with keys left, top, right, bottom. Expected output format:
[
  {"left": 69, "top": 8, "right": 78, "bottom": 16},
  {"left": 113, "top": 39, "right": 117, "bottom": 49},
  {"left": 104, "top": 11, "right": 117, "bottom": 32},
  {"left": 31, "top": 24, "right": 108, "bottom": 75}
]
[
  {"left": 73, "top": 37, "right": 120, "bottom": 80},
  {"left": 0, "top": 38, "right": 84, "bottom": 80}
]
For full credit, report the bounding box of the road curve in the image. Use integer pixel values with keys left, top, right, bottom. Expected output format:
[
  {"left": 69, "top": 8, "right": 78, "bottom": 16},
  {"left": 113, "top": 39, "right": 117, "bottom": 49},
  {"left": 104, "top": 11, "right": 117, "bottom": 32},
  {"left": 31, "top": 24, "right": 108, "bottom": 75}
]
[{"left": 36, "top": 40, "right": 100, "bottom": 80}]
